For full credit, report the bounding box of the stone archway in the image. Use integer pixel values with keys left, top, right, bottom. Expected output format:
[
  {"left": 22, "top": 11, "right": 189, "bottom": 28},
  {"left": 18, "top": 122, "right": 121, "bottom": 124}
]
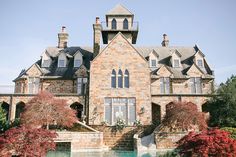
[
  {"left": 15, "top": 101, "right": 26, "bottom": 119},
  {"left": 1, "top": 101, "right": 10, "bottom": 121},
  {"left": 70, "top": 102, "right": 83, "bottom": 120},
  {"left": 152, "top": 103, "right": 161, "bottom": 125}
]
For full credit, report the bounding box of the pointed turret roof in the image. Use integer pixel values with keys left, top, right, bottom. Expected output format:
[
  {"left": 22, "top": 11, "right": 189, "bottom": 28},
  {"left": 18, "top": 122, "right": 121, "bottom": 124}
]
[{"left": 106, "top": 4, "right": 133, "bottom": 16}]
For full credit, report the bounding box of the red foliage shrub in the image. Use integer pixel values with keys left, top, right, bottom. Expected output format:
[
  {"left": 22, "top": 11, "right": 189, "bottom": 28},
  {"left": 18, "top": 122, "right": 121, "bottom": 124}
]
[
  {"left": 0, "top": 125, "right": 57, "bottom": 157},
  {"left": 160, "top": 101, "right": 207, "bottom": 132},
  {"left": 177, "top": 129, "right": 236, "bottom": 157},
  {"left": 21, "top": 91, "right": 77, "bottom": 129}
]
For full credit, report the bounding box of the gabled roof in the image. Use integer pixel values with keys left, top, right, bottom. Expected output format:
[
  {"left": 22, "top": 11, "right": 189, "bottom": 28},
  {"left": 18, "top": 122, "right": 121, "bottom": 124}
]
[
  {"left": 171, "top": 49, "right": 182, "bottom": 58},
  {"left": 106, "top": 4, "right": 133, "bottom": 16}
]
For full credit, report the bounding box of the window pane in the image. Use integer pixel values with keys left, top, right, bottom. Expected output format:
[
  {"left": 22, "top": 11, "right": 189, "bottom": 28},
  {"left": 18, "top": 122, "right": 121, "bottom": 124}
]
[
  {"left": 190, "top": 78, "right": 196, "bottom": 94},
  {"left": 197, "top": 60, "right": 203, "bottom": 68},
  {"left": 111, "top": 70, "right": 116, "bottom": 88},
  {"left": 120, "top": 105, "right": 127, "bottom": 123},
  {"left": 160, "top": 78, "right": 164, "bottom": 94},
  {"left": 165, "top": 78, "right": 170, "bottom": 94},
  {"left": 42, "top": 60, "right": 50, "bottom": 67},
  {"left": 74, "top": 59, "right": 81, "bottom": 67},
  {"left": 112, "top": 19, "right": 117, "bottom": 29},
  {"left": 34, "top": 78, "right": 40, "bottom": 94},
  {"left": 124, "top": 76, "right": 129, "bottom": 88},
  {"left": 128, "top": 105, "right": 135, "bottom": 125},
  {"left": 174, "top": 59, "right": 180, "bottom": 67},
  {"left": 58, "top": 60, "right": 65, "bottom": 67},
  {"left": 105, "top": 105, "right": 111, "bottom": 125},
  {"left": 77, "top": 78, "right": 82, "bottom": 94},
  {"left": 113, "top": 106, "right": 119, "bottom": 125},
  {"left": 196, "top": 78, "right": 202, "bottom": 93},
  {"left": 29, "top": 83, "right": 33, "bottom": 94},
  {"left": 123, "top": 19, "right": 128, "bottom": 29},
  {"left": 151, "top": 60, "right": 157, "bottom": 67},
  {"left": 118, "top": 70, "right": 123, "bottom": 88}
]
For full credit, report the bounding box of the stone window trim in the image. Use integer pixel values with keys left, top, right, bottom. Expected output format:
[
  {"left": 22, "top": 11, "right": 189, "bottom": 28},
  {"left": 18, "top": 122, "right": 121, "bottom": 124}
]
[
  {"left": 28, "top": 77, "right": 40, "bottom": 94},
  {"left": 123, "top": 18, "right": 128, "bottom": 29},
  {"left": 150, "top": 59, "right": 157, "bottom": 67},
  {"left": 190, "top": 77, "right": 202, "bottom": 94},
  {"left": 111, "top": 69, "right": 130, "bottom": 89},
  {"left": 111, "top": 18, "right": 117, "bottom": 30},
  {"left": 104, "top": 97, "right": 136, "bottom": 126},
  {"left": 77, "top": 77, "right": 87, "bottom": 95},
  {"left": 160, "top": 77, "right": 171, "bottom": 94}
]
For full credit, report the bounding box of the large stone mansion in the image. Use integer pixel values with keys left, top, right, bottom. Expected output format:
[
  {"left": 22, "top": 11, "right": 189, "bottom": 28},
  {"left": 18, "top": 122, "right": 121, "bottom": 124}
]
[{"left": 0, "top": 4, "right": 214, "bottom": 127}]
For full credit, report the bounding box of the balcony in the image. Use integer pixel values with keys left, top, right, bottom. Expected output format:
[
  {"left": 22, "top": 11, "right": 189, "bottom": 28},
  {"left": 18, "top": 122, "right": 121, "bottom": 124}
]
[
  {"left": 101, "top": 21, "right": 139, "bottom": 31},
  {"left": 101, "top": 21, "right": 139, "bottom": 44}
]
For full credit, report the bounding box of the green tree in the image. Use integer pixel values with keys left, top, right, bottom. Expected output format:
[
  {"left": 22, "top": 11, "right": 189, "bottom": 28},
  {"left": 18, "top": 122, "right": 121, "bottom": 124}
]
[
  {"left": 0, "top": 103, "right": 7, "bottom": 132},
  {"left": 203, "top": 75, "right": 236, "bottom": 127}
]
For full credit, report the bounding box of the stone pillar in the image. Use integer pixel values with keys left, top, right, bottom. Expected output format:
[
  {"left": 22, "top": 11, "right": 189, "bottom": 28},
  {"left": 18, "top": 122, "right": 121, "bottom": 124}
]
[
  {"left": 160, "top": 104, "right": 166, "bottom": 119},
  {"left": 93, "top": 17, "right": 102, "bottom": 58}
]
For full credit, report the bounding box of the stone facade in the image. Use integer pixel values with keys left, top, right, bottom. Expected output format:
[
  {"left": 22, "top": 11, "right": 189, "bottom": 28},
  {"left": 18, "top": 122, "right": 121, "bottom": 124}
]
[{"left": 89, "top": 33, "right": 151, "bottom": 125}]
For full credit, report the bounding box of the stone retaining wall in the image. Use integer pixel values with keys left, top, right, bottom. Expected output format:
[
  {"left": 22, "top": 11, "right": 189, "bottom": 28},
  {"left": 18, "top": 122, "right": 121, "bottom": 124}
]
[
  {"left": 56, "top": 131, "right": 104, "bottom": 152},
  {"left": 155, "top": 132, "right": 187, "bottom": 149}
]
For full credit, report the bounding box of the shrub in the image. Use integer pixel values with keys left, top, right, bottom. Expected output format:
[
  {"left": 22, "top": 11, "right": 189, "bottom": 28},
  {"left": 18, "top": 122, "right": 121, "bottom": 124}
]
[{"left": 177, "top": 129, "right": 236, "bottom": 157}]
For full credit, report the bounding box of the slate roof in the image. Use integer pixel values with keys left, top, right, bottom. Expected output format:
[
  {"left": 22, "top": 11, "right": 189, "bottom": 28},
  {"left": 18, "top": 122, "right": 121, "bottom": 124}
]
[
  {"left": 106, "top": 4, "right": 133, "bottom": 16},
  {"left": 14, "top": 45, "right": 214, "bottom": 81},
  {"left": 14, "top": 47, "right": 93, "bottom": 81}
]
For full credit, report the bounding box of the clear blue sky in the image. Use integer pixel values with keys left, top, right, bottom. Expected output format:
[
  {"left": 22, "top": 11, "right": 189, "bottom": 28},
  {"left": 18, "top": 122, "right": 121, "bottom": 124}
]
[{"left": 0, "top": 0, "right": 236, "bottom": 86}]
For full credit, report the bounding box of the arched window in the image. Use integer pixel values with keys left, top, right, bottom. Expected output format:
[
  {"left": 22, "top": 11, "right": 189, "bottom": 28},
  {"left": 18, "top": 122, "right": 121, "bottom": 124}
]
[
  {"left": 124, "top": 69, "right": 129, "bottom": 88},
  {"left": 111, "top": 69, "right": 116, "bottom": 88},
  {"left": 15, "top": 102, "right": 25, "bottom": 119},
  {"left": 123, "top": 18, "right": 128, "bottom": 29},
  {"left": 112, "top": 19, "right": 117, "bottom": 30},
  {"left": 118, "top": 69, "right": 123, "bottom": 88}
]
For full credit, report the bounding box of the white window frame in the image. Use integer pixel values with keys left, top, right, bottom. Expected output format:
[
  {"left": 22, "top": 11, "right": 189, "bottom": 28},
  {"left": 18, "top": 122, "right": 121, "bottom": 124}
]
[
  {"left": 58, "top": 59, "right": 65, "bottom": 67},
  {"left": 74, "top": 59, "right": 82, "bottom": 68},
  {"left": 173, "top": 59, "right": 180, "bottom": 68},
  {"left": 42, "top": 59, "right": 51, "bottom": 67},
  {"left": 77, "top": 78, "right": 87, "bottom": 95},
  {"left": 197, "top": 59, "right": 204, "bottom": 68},
  {"left": 151, "top": 59, "right": 157, "bottom": 67},
  {"left": 28, "top": 77, "right": 40, "bottom": 94},
  {"left": 190, "top": 77, "right": 202, "bottom": 94},
  {"left": 160, "top": 77, "right": 171, "bottom": 94},
  {"left": 104, "top": 98, "right": 136, "bottom": 126}
]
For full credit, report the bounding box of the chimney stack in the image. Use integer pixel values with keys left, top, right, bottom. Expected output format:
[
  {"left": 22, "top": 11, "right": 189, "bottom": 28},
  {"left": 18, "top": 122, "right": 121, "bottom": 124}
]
[
  {"left": 58, "top": 26, "right": 68, "bottom": 48},
  {"left": 93, "top": 17, "right": 102, "bottom": 58},
  {"left": 161, "top": 34, "right": 169, "bottom": 47}
]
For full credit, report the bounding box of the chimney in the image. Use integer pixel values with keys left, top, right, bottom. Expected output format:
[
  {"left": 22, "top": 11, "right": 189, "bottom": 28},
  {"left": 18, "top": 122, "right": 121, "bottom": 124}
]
[
  {"left": 93, "top": 17, "right": 102, "bottom": 58},
  {"left": 58, "top": 26, "right": 69, "bottom": 48},
  {"left": 161, "top": 34, "right": 169, "bottom": 47}
]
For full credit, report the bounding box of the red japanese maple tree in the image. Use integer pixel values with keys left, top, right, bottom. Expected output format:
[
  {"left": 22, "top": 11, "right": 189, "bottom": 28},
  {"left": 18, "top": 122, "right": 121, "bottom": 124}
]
[
  {"left": 159, "top": 101, "right": 207, "bottom": 132},
  {"left": 177, "top": 129, "right": 236, "bottom": 157},
  {"left": 21, "top": 91, "right": 77, "bottom": 129},
  {"left": 0, "top": 125, "right": 57, "bottom": 157}
]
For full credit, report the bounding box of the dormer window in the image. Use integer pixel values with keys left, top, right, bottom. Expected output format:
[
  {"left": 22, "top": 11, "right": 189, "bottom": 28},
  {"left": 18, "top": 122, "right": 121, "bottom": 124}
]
[
  {"left": 74, "top": 52, "right": 83, "bottom": 68},
  {"left": 197, "top": 59, "right": 203, "bottom": 68},
  {"left": 41, "top": 51, "right": 51, "bottom": 68},
  {"left": 112, "top": 18, "right": 117, "bottom": 29},
  {"left": 149, "top": 50, "right": 159, "bottom": 68},
  {"left": 42, "top": 59, "right": 51, "bottom": 67},
  {"left": 151, "top": 59, "right": 157, "bottom": 67},
  {"left": 58, "top": 53, "right": 67, "bottom": 67},
  {"left": 58, "top": 59, "right": 65, "bottom": 67},
  {"left": 173, "top": 59, "right": 180, "bottom": 68}
]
